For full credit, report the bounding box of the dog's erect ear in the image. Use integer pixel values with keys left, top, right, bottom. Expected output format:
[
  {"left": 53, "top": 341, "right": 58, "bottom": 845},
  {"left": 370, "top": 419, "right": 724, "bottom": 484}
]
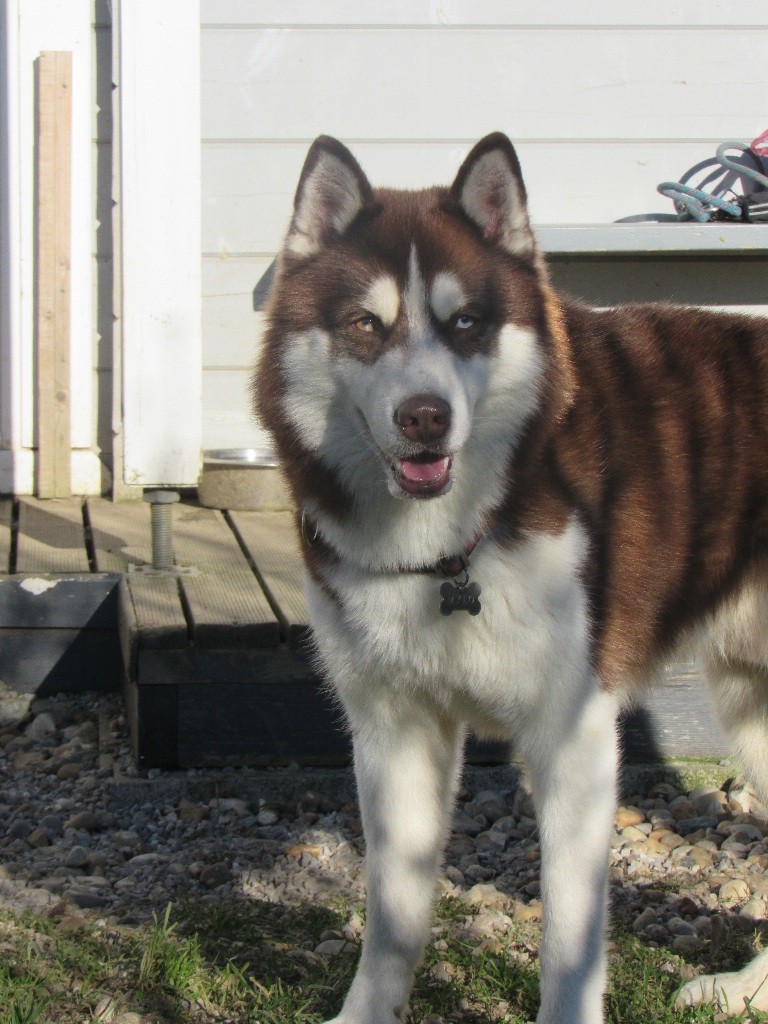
[
  {"left": 284, "top": 136, "right": 373, "bottom": 258},
  {"left": 449, "top": 133, "right": 536, "bottom": 258}
]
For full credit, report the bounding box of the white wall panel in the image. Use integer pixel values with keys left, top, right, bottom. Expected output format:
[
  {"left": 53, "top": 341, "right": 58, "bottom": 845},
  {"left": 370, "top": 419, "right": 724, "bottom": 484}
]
[
  {"left": 201, "top": 1, "right": 768, "bottom": 28},
  {"left": 202, "top": 28, "right": 767, "bottom": 142},
  {"left": 203, "top": 256, "right": 269, "bottom": 367},
  {"left": 202, "top": 369, "right": 271, "bottom": 452}
]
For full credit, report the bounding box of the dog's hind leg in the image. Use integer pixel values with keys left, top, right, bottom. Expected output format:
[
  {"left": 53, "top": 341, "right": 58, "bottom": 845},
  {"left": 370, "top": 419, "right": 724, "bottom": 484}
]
[
  {"left": 520, "top": 683, "right": 619, "bottom": 1024},
  {"left": 326, "top": 700, "right": 464, "bottom": 1024},
  {"left": 676, "top": 650, "right": 768, "bottom": 1014}
]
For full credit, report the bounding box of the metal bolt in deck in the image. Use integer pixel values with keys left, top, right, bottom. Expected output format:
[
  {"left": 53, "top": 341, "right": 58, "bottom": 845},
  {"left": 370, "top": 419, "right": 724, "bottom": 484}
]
[{"left": 143, "top": 490, "right": 180, "bottom": 570}]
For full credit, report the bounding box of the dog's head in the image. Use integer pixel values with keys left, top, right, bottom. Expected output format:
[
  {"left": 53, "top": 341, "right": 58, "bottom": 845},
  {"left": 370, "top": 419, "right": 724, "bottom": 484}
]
[{"left": 257, "top": 134, "right": 573, "bottom": 535}]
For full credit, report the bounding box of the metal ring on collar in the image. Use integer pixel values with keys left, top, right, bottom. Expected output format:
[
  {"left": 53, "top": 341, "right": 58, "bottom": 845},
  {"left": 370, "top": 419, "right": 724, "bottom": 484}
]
[{"left": 300, "top": 511, "right": 320, "bottom": 545}]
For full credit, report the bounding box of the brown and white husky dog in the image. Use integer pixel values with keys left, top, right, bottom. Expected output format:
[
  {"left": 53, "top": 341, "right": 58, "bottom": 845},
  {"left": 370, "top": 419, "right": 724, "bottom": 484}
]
[{"left": 256, "top": 133, "right": 768, "bottom": 1023}]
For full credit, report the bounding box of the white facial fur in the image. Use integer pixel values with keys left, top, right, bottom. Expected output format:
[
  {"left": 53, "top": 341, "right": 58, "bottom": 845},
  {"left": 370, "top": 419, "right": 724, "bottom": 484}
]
[
  {"left": 430, "top": 271, "right": 468, "bottom": 323},
  {"left": 363, "top": 275, "right": 400, "bottom": 328},
  {"left": 278, "top": 247, "right": 544, "bottom": 569}
]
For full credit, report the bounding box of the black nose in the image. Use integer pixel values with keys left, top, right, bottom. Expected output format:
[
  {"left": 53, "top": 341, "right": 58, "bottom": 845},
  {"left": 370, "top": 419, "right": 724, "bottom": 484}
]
[{"left": 395, "top": 394, "right": 451, "bottom": 444}]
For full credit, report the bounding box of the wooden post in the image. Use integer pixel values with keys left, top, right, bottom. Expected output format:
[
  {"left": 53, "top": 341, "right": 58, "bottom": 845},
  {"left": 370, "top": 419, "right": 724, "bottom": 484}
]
[{"left": 35, "top": 51, "right": 72, "bottom": 498}]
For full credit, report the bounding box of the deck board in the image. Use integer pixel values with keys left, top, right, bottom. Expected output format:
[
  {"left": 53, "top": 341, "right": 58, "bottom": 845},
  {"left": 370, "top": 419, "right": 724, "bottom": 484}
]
[
  {"left": 16, "top": 497, "right": 90, "bottom": 572},
  {"left": 173, "top": 504, "right": 252, "bottom": 570},
  {"left": 172, "top": 504, "right": 280, "bottom": 644},
  {"left": 0, "top": 501, "right": 12, "bottom": 573},
  {"left": 87, "top": 497, "right": 151, "bottom": 572},
  {"left": 90, "top": 499, "right": 280, "bottom": 647},
  {"left": 122, "top": 574, "right": 188, "bottom": 652},
  {"left": 180, "top": 570, "right": 279, "bottom": 647},
  {"left": 228, "top": 510, "right": 309, "bottom": 647}
]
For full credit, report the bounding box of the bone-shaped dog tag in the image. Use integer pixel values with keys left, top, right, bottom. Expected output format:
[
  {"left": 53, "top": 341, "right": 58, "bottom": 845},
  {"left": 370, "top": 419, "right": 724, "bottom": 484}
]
[{"left": 440, "top": 579, "right": 481, "bottom": 616}]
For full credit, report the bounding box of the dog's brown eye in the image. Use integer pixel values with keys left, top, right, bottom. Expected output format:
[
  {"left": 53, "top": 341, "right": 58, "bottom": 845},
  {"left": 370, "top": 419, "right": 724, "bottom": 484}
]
[{"left": 353, "top": 314, "right": 381, "bottom": 334}]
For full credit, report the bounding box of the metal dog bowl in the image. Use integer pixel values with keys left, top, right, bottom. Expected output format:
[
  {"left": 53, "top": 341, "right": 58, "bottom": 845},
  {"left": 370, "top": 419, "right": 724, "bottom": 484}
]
[{"left": 198, "top": 448, "right": 292, "bottom": 511}]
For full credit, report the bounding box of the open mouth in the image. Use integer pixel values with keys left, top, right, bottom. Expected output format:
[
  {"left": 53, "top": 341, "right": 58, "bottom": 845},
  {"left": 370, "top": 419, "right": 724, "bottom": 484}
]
[{"left": 393, "top": 452, "right": 453, "bottom": 498}]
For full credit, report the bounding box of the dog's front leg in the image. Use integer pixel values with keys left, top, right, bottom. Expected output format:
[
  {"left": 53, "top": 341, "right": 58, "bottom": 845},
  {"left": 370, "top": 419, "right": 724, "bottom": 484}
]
[
  {"left": 327, "top": 703, "right": 464, "bottom": 1024},
  {"left": 522, "top": 686, "right": 619, "bottom": 1024}
]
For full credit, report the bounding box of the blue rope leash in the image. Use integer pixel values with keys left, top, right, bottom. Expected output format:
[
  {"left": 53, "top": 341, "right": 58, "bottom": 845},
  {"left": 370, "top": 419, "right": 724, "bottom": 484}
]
[{"left": 658, "top": 139, "right": 768, "bottom": 222}]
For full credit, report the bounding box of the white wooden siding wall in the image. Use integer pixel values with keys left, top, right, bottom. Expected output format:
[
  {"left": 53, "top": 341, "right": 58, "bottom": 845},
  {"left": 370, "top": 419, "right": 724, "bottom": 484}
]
[
  {"left": 115, "top": 0, "right": 202, "bottom": 489},
  {"left": 0, "top": 0, "right": 102, "bottom": 493},
  {"left": 201, "top": 0, "right": 768, "bottom": 454}
]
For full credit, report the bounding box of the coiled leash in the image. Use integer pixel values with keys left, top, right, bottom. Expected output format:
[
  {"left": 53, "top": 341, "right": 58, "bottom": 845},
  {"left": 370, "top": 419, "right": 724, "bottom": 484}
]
[{"left": 658, "top": 131, "right": 768, "bottom": 223}]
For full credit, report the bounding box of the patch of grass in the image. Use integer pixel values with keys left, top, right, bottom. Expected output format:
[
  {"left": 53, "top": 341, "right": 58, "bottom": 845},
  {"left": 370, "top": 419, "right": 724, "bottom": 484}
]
[{"left": 0, "top": 898, "right": 766, "bottom": 1023}]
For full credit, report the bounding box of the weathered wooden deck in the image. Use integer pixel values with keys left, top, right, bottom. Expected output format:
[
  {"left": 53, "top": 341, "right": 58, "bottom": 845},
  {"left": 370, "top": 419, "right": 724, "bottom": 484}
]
[
  {"left": 0, "top": 496, "right": 352, "bottom": 767},
  {"left": 0, "top": 496, "right": 728, "bottom": 768}
]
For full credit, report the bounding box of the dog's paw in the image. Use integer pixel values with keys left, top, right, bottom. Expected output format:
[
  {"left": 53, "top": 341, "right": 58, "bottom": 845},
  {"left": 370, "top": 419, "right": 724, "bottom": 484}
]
[{"left": 675, "top": 956, "right": 768, "bottom": 1014}]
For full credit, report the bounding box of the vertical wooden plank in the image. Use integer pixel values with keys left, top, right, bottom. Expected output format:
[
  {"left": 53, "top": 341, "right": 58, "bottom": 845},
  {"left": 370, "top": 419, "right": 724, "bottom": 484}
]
[
  {"left": 114, "top": 1, "right": 202, "bottom": 488},
  {"left": 35, "top": 50, "right": 72, "bottom": 498},
  {"left": 0, "top": 500, "right": 12, "bottom": 573}
]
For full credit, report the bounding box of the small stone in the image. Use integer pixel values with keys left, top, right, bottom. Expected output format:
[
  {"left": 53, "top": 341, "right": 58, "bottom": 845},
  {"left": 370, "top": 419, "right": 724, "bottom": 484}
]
[
  {"left": 616, "top": 806, "right": 645, "bottom": 828},
  {"left": 26, "top": 828, "right": 51, "bottom": 848},
  {"left": 178, "top": 800, "right": 206, "bottom": 824},
  {"left": 200, "top": 864, "right": 230, "bottom": 889},
  {"left": 314, "top": 938, "right": 357, "bottom": 957},
  {"left": 463, "top": 864, "right": 495, "bottom": 882},
  {"left": 41, "top": 815, "right": 64, "bottom": 839},
  {"left": 474, "top": 829, "right": 507, "bottom": 853},
  {"left": 64, "top": 846, "right": 89, "bottom": 869},
  {"left": 93, "top": 996, "right": 116, "bottom": 1022},
  {"left": 26, "top": 712, "right": 57, "bottom": 738},
  {"left": 430, "top": 960, "right": 459, "bottom": 983},
  {"left": 66, "top": 888, "right": 110, "bottom": 910},
  {"left": 86, "top": 852, "right": 108, "bottom": 874},
  {"left": 739, "top": 898, "right": 766, "bottom": 920},
  {"left": 56, "top": 763, "right": 81, "bottom": 781},
  {"left": 217, "top": 798, "right": 250, "bottom": 816},
  {"left": 256, "top": 808, "right": 278, "bottom": 826},
  {"left": 467, "top": 910, "right": 513, "bottom": 938},
  {"left": 633, "top": 907, "right": 658, "bottom": 934},
  {"left": 0, "top": 688, "right": 33, "bottom": 728},
  {"left": 667, "top": 917, "right": 696, "bottom": 937},
  {"left": 463, "top": 883, "right": 508, "bottom": 910},
  {"left": 512, "top": 900, "right": 542, "bottom": 922},
  {"left": 64, "top": 810, "right": 100, "bottom": 832},
  {"left": 444, "top": 865, "right": 464, "bottom": 888},
  {"left": 672, "top": 934, "right": 704, "bottom": 956},
  {"left": 452, "top": 812, "right": 486, "bottom": 837},
  {"left": 669, "top": 798, "right": 697, "bottom": 821},
  {"left": 284, "top": 843, "right": 324, "bottom": 860},
  {"left": 645, "top": 923, "right": 672, "bottom": 943},
  {"left": 7, "top": 820, "right": 32, "bottom": 841},
  {"left": 693, "top": 915, "right": 713, "bottom": 938},
  {"left": 718, "top": 879, "right": 751, "bottom": 904},
  {"left": 676, "top": 816, "right": 719, "bottom": 837},
  {"left": 677, "top": 896, "right": 699, "bottom": 916},
  {"left": 659, "top": 832, "right": 688, "bottom": 850},
  {"left": 621, "top": 826, "right": 648, "bottom": 842}
]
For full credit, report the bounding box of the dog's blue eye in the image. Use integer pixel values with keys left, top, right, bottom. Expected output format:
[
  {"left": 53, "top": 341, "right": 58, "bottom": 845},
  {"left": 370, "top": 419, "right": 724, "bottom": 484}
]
[{"left": 454, "top": 314, "right": 477, "bottom": 330}]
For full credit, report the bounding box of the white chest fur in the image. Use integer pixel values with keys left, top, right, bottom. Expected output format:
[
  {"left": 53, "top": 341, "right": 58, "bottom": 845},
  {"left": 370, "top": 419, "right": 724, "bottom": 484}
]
[{"left": 306, "top": 519, "right": 593, "bottom": 739}]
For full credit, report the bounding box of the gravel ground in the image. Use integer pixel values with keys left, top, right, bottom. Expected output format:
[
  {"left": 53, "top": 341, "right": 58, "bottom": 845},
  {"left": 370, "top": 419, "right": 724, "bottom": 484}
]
[{"left": 1, "top": 685, "right": 767, "bottom": 969}]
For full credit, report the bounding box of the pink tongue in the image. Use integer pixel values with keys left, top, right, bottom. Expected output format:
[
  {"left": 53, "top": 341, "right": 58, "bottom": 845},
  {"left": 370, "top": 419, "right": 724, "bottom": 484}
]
[{"left": 400, "top": 457, "right": 450, "bottom": 483}]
